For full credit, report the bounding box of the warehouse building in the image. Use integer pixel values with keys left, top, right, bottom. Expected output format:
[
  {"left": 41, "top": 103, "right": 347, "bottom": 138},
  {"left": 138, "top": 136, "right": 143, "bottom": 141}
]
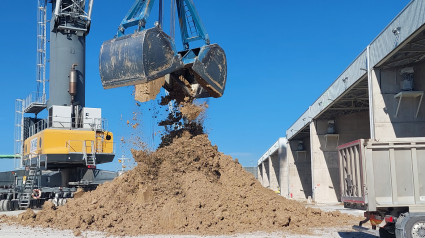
[{"left": 258, "top": 0, "right": 425, "bottom": 203}]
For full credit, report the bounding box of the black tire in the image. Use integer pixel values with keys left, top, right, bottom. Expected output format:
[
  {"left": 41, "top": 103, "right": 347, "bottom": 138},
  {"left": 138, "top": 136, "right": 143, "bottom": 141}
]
[
  {"left": 379, "top": 225, "right": 396, "bottom": 238},
  {"left": 37, "top": 199, "right": 43, "bottom": 208},
  {"left": 10, "top": 200, "right": 17, "bottom": 211},
  {"left": 405, "top": 216, "right": 425, "bottom": 238},
  {"left": 29, "top": 200, "right": 35, "bottom": 209},
  {"left": 2, "top": 200, "right": 9, "bottom": 211},
  {"left": 5, "top": 200, "right": 11, "bottom": 211}
]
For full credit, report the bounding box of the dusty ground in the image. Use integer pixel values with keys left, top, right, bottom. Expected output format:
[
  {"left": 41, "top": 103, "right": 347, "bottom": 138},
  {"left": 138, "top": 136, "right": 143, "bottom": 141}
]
[
  {"left": 0, "top": 194, "right": 375, "bottom": 237},
  {"left": 0, "top": 209, "right": 377, "bottom": 237},
  {"left": 0, "top": 224, "right": 377, "bottom": 237}
]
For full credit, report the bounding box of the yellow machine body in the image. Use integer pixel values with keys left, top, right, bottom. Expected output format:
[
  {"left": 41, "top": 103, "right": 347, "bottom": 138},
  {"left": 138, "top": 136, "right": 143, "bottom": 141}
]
[{"left": 22, "top": 128, "right": 114, "bottom": 168}]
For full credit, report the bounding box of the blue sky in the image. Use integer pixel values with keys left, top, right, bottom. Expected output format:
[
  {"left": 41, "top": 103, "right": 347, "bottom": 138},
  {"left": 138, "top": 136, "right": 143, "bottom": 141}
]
[{"left": 0, "top": 0, "right": 409, "bottom": 171}]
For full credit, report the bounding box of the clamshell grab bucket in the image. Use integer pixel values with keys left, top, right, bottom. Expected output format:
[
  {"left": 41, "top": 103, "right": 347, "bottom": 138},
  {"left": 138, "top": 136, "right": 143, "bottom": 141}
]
[
  {"left": 188, "top": 44, "right": 227, "bottom": 98},
  {"left": 99, "top": 27, "right": 183, "bottom": 89}
]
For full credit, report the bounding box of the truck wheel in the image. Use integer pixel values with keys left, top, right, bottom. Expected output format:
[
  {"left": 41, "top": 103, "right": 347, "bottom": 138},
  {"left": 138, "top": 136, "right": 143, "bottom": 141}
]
[
  {"left": 5, "top": 200, "right": 11, "bottom": 211},
  {"left": 379, "top": 227, "right": 396, "bottom": 238},
  {"left": 11, "top": 200, "right": 17, "bottom": 211},
  {"left": 405, "top": 216, "right": 425, "bottom": 238},
  {"left": 0, "top": 200, "right": 4, "bottom": 211},
  {"left": 2, "top": 200, "right": 9, "bottom": 211}
]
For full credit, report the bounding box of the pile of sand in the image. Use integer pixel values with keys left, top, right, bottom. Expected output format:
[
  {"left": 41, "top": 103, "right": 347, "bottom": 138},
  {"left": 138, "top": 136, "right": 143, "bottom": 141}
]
[
  {"left": 7, "top": 101, "right": 360, "bottom": 236},
  {"left": 12, "top": 131, "right": 357, "bottom": 236}
]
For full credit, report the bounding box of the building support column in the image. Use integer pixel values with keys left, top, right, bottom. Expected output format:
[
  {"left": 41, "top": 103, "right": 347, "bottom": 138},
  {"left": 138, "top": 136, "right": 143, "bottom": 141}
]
[
  {"left": 310, "top": 120, "right": 339, "bottom": 203},
  {"left": 262, "top": 160, "right": 270, "bottom": 188},
  {"left": 269, "top": 155, "right": 279, "bottom": 192},
  {"left": 257, "top": 164, "right": 263, "bottom": 186}
]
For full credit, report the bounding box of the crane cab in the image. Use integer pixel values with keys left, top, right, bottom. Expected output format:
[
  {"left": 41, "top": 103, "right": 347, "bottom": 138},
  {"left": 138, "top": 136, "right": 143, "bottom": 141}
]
[{"left": 22, "top": 105, "right": 114, "bottom": 170}]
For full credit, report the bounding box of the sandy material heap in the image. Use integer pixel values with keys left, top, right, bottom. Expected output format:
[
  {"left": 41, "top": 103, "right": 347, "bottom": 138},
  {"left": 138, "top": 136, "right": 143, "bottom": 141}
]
[{"left": 13, "top": 131, "right": 356, "bottom": 236}]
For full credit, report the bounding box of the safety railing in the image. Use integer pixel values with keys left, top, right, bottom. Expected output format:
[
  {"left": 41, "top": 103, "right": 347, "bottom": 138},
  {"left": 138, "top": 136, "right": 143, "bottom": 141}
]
[
  {"left": 83, "top": 140, "right": 95, "bottom": 155},
  {"left": 23, "top": 91, "right": 46, "bottom": 111},
  {"left": 66, "top": 140, "right": 95, "bottom": 154},
  {"left": 66, "top": 140, "right": 115, "bottom": 154},
  {"left": 28, "top": 119, "right": 48, "bottom": 137},
  {"left": 66, "top": 140, "right": 83, "bottom": 153},
  {"left": 27, "top": 116, "right": 109, "bottom": 138},
  {"left": 97, "top": 141, "right": 115, "bottom": 154}
]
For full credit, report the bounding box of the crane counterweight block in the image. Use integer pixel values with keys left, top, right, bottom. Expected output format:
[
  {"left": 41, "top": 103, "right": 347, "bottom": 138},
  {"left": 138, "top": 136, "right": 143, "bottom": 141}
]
[
  {"left": 189, "top": 44, "right": 227, "bottom": 98},
  {"left": 99, "top": 27, "right": 183, "bottom": 89}
]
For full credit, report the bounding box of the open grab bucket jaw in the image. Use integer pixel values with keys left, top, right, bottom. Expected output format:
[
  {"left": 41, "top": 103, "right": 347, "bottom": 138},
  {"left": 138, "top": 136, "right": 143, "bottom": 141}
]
[
  {"left": 99, "top": 0, "right": 227, "bottom": 99},
  {"left": 188, "top": 44, "right": 227, "bottom": 98},
  {"left": 99, "top": 27, "right": 183, "bottom": 89}
]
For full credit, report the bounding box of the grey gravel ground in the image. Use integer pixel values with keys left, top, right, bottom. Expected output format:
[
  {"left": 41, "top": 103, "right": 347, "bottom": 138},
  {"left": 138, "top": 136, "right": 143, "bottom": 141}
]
[
  {"left": 0, "top": 204, "right": 378, "bottom": 238},
  {"left": 0, "top": 224, "right": 378, "bottom": 238}
]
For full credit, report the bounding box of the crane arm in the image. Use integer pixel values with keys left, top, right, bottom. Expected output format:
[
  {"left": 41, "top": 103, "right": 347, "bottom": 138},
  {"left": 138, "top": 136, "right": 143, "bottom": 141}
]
[
  {"left": 117, "top": 0, "right": 156, "bottom": 37},
  {"left": 117, "top": 0, "right": 209, "bottom": 48},
  {"left": 176, "top": 0, "right": 209, "bottom": 49}
]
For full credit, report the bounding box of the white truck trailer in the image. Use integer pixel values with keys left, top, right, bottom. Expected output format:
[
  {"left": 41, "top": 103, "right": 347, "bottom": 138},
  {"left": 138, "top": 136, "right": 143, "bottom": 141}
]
[{"left": 338, "top": 138, "right": 425, "bottom": 238}]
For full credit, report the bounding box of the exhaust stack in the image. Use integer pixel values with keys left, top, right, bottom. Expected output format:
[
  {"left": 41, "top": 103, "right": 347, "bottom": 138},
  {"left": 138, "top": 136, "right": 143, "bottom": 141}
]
[{"left": 69, "top": 64, "right": 78, "bottom": 104}]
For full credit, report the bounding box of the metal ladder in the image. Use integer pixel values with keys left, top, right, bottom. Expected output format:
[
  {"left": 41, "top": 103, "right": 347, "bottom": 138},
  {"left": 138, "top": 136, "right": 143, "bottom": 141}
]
[
  {"left": 36, "top": 0, "right": 47, "bottom": 103},
  {"left": 95, "top": 134, "right": 104, "bottom": 153},
  {"left": 14, "top": 100, "right": 24, "bottom": 169},
  {"left": 183, "top": 1, "right": 198, "bottom": 37},
  {"left": 83, "top": 141, "right": 96, "bottom": 167},
  {"left": 19, "top": 158, "right": 42, "bottom": 209},
  {"left": 85, "top": 154, "right": 96, "bottom": 167}
]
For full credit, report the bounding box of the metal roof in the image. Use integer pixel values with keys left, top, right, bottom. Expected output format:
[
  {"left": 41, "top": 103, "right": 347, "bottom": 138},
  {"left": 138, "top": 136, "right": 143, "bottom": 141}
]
[
  {"left": 287, "top": 0, "right": 425, "bottom": 140},
  {"left": 257, "top": 137, "right": 287, "bottom": 165}
]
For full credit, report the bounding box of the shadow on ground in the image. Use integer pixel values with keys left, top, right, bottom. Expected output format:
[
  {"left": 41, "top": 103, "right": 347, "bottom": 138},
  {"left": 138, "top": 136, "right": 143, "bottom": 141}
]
[{"left": 338, "top": 232, "right": 377, "bottom": 238}]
